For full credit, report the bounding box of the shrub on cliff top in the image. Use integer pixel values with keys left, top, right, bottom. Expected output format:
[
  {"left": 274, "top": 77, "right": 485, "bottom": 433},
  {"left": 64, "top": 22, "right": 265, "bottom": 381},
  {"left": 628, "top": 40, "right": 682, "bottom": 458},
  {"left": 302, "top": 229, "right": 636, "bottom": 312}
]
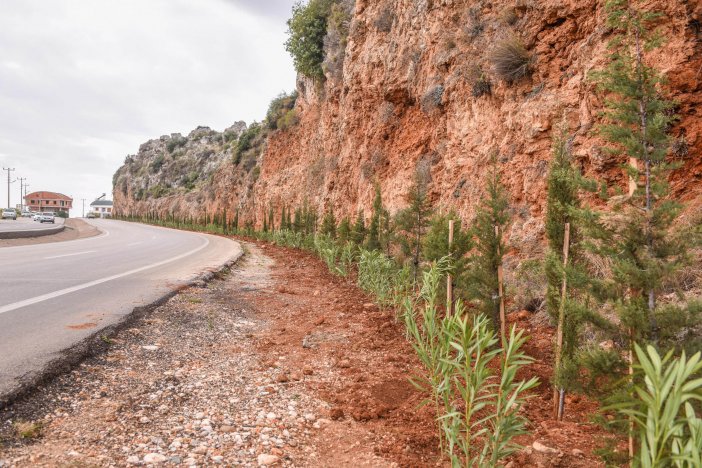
[
  {"left": 490, "top": 36, "right": 532, "bottom": 83},
  {"left": 285, "top": 0, "right": 336, "bottom": 81},
  {"left": 265, "top": 91, "right": 299, "bottom": 131}
]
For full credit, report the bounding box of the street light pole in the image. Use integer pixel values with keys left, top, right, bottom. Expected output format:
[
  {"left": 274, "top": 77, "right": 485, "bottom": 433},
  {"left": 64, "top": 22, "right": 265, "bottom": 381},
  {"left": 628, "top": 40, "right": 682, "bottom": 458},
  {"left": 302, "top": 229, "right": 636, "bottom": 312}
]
[
  {"left": 2, "top": 167, "right": 15, "bottom": 209},
  {"left": 81, "top": 198, "right": 86, "bottom": 218}
]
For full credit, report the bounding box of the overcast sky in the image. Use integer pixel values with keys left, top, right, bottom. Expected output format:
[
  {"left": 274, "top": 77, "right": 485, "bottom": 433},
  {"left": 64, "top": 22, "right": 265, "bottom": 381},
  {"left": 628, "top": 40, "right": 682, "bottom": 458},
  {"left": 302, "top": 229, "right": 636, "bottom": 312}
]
[{"left": 0, "top": 0, "right": 297, "bottom": 213}]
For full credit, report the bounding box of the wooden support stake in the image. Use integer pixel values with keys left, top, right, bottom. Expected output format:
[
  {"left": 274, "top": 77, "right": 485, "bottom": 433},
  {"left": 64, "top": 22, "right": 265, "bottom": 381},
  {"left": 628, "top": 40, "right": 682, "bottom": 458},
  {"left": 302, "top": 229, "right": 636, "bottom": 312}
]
[
  {"left": 447, "top": 220, "right": 455, "bottom": 315},
  {"left": 553, "top": 222, "right": 571, "bottom": 420},
  {"left": 495, "top": 225, "right": 506, "bottom": 344}
]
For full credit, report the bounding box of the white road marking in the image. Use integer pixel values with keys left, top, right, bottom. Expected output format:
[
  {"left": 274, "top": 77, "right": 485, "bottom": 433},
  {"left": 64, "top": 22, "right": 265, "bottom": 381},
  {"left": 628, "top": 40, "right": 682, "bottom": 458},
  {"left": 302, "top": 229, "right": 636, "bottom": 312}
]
[
  {"left": 0, "top": 237, "right": 210, "bottom": 315},
  {"left": 45, "top": 250, "right": 96, "bottom": 259}
]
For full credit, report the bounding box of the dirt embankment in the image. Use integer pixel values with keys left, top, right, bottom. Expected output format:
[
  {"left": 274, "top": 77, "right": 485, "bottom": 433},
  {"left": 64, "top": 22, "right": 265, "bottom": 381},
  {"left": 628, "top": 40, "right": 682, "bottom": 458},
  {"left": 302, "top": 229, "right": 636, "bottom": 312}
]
[
  {"left": 0, "top": 219, "right": 101, "bottom": 248},
  {"left": 0, "top": 241, "right": 609, "bottom": 467}
]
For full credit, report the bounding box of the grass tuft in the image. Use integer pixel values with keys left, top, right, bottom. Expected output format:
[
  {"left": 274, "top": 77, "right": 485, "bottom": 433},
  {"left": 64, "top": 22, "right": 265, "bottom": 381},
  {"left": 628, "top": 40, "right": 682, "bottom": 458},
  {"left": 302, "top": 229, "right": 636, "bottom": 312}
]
[{"left": 490, "top": 36, "right": 532, "bottom": 83}]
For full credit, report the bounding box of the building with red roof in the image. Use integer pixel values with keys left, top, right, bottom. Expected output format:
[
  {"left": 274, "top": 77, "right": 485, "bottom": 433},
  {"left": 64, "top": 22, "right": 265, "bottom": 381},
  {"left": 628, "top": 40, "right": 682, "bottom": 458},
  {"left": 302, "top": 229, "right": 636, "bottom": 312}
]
[{"left": 24, "top": 191, "right": 73, "bottom": 214}]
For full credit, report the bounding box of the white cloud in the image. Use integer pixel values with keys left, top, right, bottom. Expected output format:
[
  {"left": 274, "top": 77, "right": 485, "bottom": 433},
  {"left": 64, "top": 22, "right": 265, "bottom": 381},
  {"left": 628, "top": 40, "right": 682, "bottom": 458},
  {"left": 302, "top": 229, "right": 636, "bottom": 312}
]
[{"left": 0, "top": 0, "right": 297, "bottom": 210}]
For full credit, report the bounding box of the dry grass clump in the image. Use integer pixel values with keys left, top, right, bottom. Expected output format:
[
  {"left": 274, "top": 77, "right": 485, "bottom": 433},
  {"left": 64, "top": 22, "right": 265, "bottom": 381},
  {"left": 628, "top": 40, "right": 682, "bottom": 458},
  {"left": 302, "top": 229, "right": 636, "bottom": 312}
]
[
  {"left": 490, "top": 36, "right": 532, "bottom": 83},
  {"left": 14, "top": 420, "right": 42, "bottom": 439}
]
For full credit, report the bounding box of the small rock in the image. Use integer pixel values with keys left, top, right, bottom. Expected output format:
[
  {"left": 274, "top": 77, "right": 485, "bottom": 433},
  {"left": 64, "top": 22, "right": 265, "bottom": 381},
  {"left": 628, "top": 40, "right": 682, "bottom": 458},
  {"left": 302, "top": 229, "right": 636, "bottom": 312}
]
[
  {"left": 329, "top": 407, "right": 344, "bottom": 420},
  {"left": 572, "top": 449, "right": 585, "bottom": 457},
  {"left": 126, "top": 455, "right": 140, "bottom": 465},
  {"left": 533, "top": 441, "right": 558, "bottom": 454},
  {"left": 266, "top": 412, "right": 278, "bottom": 420},
  {"left": 302, "top": 367, "right": 313, "bottom": 375},
  {"left": 314, "top": 317, "right": 325, "bottom": 326},
  {"left": 276, "top": 374, "right": 289, "bottom": 383},
  {"left": 219, "top": 425, "right": 235, "bottom": 433},
  {"left": 139, "top": 416, "right": 150, "bottom": 424},
  {"left": 212, "top": 455, "right": 224, "bottom": 463},
  {"left": 143, "top": 453, "right": 167, "bottom": 463},
  {"left": 257, "top": 454, "right": 279, "bottom": 466},
  {"left": 193, "top": 445, "right": 208, "bottom": 455},
  {"left": 338, "top": 359, "right": 351, "bottom": 368},
  {"left": 363, "top": 303, "right": 375, "bottom": 309},
  {"left": 142, "top": 345, "right": 159, "bottom": 351}
]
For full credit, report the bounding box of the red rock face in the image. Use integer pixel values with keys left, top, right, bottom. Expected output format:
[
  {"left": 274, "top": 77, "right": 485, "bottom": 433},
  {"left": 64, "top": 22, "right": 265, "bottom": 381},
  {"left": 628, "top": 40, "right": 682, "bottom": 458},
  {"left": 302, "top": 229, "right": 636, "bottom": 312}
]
[{"left": 115, "top": 0, "right": 702, "bottom": 255}]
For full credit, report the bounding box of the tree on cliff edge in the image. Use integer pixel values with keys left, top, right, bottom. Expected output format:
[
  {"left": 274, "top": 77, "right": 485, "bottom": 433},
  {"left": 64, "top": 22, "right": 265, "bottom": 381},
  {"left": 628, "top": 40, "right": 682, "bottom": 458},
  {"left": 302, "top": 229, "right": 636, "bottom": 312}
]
[{"left": 285, "top": 0, "right": 336, "bottom": 81}]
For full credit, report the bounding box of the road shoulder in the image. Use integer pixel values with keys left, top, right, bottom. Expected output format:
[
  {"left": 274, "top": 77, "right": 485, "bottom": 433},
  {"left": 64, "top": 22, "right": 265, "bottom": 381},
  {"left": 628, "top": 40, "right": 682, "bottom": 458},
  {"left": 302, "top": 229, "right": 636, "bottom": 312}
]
[{"left": 0, "top": 241, "right": 437, "bottom": 467}]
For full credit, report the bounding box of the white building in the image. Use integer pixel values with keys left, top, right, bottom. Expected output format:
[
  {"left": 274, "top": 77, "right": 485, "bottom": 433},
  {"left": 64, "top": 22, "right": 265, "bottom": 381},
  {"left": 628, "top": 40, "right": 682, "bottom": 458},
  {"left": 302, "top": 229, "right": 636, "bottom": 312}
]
[{"left": 90, "top": 199, "right": 113, "bottom": 218}]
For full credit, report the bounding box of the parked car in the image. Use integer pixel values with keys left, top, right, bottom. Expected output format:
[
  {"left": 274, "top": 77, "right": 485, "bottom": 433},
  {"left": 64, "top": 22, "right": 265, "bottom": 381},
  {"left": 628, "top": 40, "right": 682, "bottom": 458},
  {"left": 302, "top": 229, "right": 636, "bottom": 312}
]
[
  {"left": 21, "top": 211, "right": 32, "bottom": 217},
  {"left": 86, "top": 212, "right": 96, "bottom": 219},
  {"left": 39, "top": 212, "right": 55, "bottom": 224},
  {"left": 32, "top": 213, "right": 42, "bottom": 221},
  {"left": 2, "top": 209, "right": 17, "bottom": 220}
]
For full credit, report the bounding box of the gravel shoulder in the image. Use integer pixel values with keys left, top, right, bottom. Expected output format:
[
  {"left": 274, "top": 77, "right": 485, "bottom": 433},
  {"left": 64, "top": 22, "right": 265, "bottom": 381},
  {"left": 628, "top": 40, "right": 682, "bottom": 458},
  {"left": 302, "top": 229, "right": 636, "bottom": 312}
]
[
  {"left": 0, "top": 219, "right": 100, "bottom": 248},
  {"left": 0, "top": 240, "right": 606, "bottom": 467}
]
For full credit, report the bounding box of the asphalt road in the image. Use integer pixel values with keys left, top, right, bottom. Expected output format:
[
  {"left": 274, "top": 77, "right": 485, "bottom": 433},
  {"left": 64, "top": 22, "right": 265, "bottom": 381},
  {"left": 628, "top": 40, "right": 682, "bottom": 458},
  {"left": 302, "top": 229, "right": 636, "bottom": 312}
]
[
  {"left": 0, "top": 217, "right": 65, "bottom": 231},
  {"left": 0, "top": 220, "right": 241, "bottom": 398}
]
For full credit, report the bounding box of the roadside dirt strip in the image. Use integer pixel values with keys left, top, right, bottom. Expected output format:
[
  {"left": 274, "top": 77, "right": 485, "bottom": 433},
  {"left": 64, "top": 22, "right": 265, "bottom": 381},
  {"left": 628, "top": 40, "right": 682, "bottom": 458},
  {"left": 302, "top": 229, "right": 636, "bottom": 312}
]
[{"left": 0, "top": 241, "right": 604, "bottom": 467}]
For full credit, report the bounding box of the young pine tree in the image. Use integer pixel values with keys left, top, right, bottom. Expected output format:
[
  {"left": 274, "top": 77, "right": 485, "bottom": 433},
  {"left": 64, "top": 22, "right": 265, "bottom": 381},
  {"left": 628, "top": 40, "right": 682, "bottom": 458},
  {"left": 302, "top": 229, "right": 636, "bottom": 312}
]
[
  {"left": 338, "top": 216, "right": 352, "bottom": 244},
  {"left": 268, "top": 205, "right": 275, "bottom": 232},
  {"left": 396, "top": 169, "right": 433, "bottom": 282},
  {"left": 366, "top": 183, "right": 389, "bottom": 251},
  {"left": 233, "top": 209, "right": 239, "bottom": 233},
  {"left": 423, "top": 210, "right": 473, "bottom": 288},
  {"left": 545, "top": 130, "right": 603, "bottom": 418},
  {"left": 320, "top": 206, "right": 337, "bottom": 238},
  {"left": 280, "top": 205, "right": 288, "bottom": 230},
  {"left": 585, "top": 0, "right": 698, "bottom": 356},
  {"left": 350, "top": 210, "right": 366, "bottom": 246},
  {"left": 292, "top": 207, "right": 303, "bottom": 233},
  {"left": 466, "top": 156, "right": 510, "bottom": 333}
]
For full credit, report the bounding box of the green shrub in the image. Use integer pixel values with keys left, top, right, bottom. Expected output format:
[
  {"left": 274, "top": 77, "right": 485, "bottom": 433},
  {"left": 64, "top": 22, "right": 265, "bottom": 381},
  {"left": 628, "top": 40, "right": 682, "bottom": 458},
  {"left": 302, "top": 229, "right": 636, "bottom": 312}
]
[
  {"left": 490, "top": 36, "right": 532, "bottom": 83},
  {"left": 233, "top": 123, "right": 262, "bottom": 165},
  {"left": 607, "top": 345, "right": 702, "bottom": 467},
  {"left": 405, "top": 261, "right": 538, "bottom": 465},
  {"left": 285, "top": 0, "right": 335, "bottom": 81},
  {"left": 150, "top": 154, "right": 166, "bottom": 173},
  {"left": 265, "top": 92, "right": 298, "bottom": 130},
  {"left": 166, "top": 136, "right": 187, "bottom": 153}
]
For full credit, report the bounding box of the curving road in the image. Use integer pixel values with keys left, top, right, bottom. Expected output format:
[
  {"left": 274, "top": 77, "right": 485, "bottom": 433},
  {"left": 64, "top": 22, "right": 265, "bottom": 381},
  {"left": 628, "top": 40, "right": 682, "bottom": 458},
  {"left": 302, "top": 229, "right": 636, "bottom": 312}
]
[{"left": 0, "top": 220, "right": 241, "bottom": 398}]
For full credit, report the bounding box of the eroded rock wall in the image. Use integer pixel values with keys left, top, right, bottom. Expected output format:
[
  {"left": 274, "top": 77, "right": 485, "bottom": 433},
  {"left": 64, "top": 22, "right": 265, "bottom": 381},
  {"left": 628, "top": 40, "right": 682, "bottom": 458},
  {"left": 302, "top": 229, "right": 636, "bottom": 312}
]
[{"left": 114, "top": 0, "right": 702, "bottom": 256}]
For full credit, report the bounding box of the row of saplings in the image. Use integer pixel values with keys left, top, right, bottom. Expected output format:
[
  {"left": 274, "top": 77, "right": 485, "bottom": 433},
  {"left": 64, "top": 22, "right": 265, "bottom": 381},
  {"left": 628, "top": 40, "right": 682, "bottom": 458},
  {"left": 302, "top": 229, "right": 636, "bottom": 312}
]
[
  {"left": 121, "top": 3, "right": 702, "bottom": 466},
  {"left": 261, "top": 4, "right": 702, "bottom": 465}
]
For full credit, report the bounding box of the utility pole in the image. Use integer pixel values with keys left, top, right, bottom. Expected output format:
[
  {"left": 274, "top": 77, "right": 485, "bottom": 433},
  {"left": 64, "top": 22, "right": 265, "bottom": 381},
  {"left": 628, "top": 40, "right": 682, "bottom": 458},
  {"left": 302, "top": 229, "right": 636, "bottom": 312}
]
[
  {"left": 2, "top": 167, "right": 15, "bottom": 209},
  {"left": 81, "top": 198, "right": 86, "bottom": 218},
  {"left": 17, "top": 177, "right": 26, "bottom": 211}
]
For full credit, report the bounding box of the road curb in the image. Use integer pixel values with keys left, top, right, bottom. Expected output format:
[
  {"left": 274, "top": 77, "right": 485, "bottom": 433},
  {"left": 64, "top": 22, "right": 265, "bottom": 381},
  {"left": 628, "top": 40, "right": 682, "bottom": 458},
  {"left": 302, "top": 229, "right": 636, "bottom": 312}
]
[
  {"left": 0, "top": 246, "right": 244, "bottom": 411},
  {"left": 0, "top": 224, "right": 65, "bottom": 239}
]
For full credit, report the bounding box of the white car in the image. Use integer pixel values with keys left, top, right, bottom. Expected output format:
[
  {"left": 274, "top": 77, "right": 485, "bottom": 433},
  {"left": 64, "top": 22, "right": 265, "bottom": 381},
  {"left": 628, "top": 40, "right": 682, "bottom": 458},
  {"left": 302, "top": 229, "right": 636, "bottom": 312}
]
[
  {"left": 39, "top": 212, "right": 55, "bottom": 224},
  {"left": 33, "top": 213, "right": 42, "bottom": 221},
  {"left": 2, "top": 209, "right": 17, "bottom": 220},
  {"left": 21, "top": 211, "right": 32, "bottom": 217}
]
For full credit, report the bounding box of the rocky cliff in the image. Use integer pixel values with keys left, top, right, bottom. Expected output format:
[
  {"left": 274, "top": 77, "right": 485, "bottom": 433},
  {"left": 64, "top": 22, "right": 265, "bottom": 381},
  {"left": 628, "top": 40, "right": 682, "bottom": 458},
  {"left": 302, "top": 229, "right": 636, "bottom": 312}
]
[{"left": 113, "top": 0, "right": 702, "bottom": 256}]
